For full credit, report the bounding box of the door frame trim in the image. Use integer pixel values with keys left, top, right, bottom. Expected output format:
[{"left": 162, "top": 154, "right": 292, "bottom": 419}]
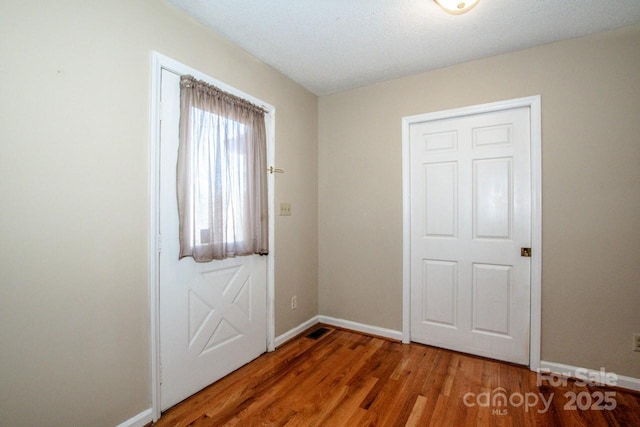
[
  {"left": 401, "top": 96, "right": 542, "bottom": 371},
  {"left": 148, "top": 51, "right": 276, "bottom": 421}
]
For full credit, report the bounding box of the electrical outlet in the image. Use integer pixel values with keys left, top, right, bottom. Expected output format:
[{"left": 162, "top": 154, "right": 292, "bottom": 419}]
[
  {"left": 291, "top": 296, "right": 297, "bottom": 310},
  {"left": 279, "top": 202, "right": 292, "bottom": 216},
  {"left": 633, "top": 333, "right": 640, "bottom": 352}
]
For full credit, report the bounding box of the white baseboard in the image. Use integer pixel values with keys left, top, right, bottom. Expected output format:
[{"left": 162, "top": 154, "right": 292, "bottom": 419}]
[
  {"left": 540, "top": 361, "right": 640, "bottom": 392},
  {"left": 274, "top": 315, "right": 403, "bottom": 348},
  {"left": 319, "top": 315, "right": 403, "bottom": 341},
  {"left": 274, "top": 315, "right": 321, "bottom": 347},
  {"left": 116, "top": 408, "right": 152, "bottom": 427}
]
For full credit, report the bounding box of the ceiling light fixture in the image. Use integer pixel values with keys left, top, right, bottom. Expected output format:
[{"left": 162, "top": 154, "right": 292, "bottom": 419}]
[{"left": 434, "top": 0, "right": 479, "bottom": 15}]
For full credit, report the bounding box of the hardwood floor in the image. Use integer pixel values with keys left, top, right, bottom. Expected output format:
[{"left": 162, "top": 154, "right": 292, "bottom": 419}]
[{"left": 153, "top": 326, "right": 640, "bottom": 426}]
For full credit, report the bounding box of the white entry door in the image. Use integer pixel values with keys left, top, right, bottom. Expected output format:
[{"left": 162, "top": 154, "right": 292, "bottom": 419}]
[
  {"left": 409, "top": 107, "right": 531, "bottom": 365},
  {"left": 159, "top": 69, "right": 267, "bottom": 410}
]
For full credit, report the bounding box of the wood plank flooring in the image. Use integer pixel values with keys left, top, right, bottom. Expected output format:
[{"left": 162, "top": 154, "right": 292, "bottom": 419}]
[{"left": 153, "top": 326, "right": 640, "bottom": 426}]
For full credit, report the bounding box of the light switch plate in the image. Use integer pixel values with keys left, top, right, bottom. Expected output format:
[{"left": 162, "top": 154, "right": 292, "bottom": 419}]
[{"left": 279, "top": 202, "right": 292, "bottom": 216}]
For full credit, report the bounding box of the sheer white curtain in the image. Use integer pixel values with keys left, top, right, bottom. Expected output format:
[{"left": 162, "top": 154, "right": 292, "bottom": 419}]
[{"left": 177, "top": 75, "right": 268, "bottom": 261}]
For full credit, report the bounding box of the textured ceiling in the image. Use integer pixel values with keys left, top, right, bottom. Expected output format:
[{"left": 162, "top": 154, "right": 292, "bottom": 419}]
[{"left": 166, "top": 0, "right": 640, "bottom": 95}]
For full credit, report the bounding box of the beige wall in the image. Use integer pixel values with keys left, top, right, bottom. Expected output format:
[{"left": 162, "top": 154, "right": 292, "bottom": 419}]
[
  {"left": 0, "top": 1, "right": 317, "bottom": 426},
  {"left": 319, "top": 25, "right": 640, "bottom": 379}
]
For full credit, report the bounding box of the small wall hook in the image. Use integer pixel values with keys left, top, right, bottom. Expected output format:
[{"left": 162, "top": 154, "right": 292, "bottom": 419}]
[{"left": 269, "top": 166, "right": 285, "bottom": 174}]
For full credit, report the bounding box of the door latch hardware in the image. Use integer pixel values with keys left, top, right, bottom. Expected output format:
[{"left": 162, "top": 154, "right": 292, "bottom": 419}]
[{"left": 521, "top": 247, "right": 531, "bottom": 257}]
